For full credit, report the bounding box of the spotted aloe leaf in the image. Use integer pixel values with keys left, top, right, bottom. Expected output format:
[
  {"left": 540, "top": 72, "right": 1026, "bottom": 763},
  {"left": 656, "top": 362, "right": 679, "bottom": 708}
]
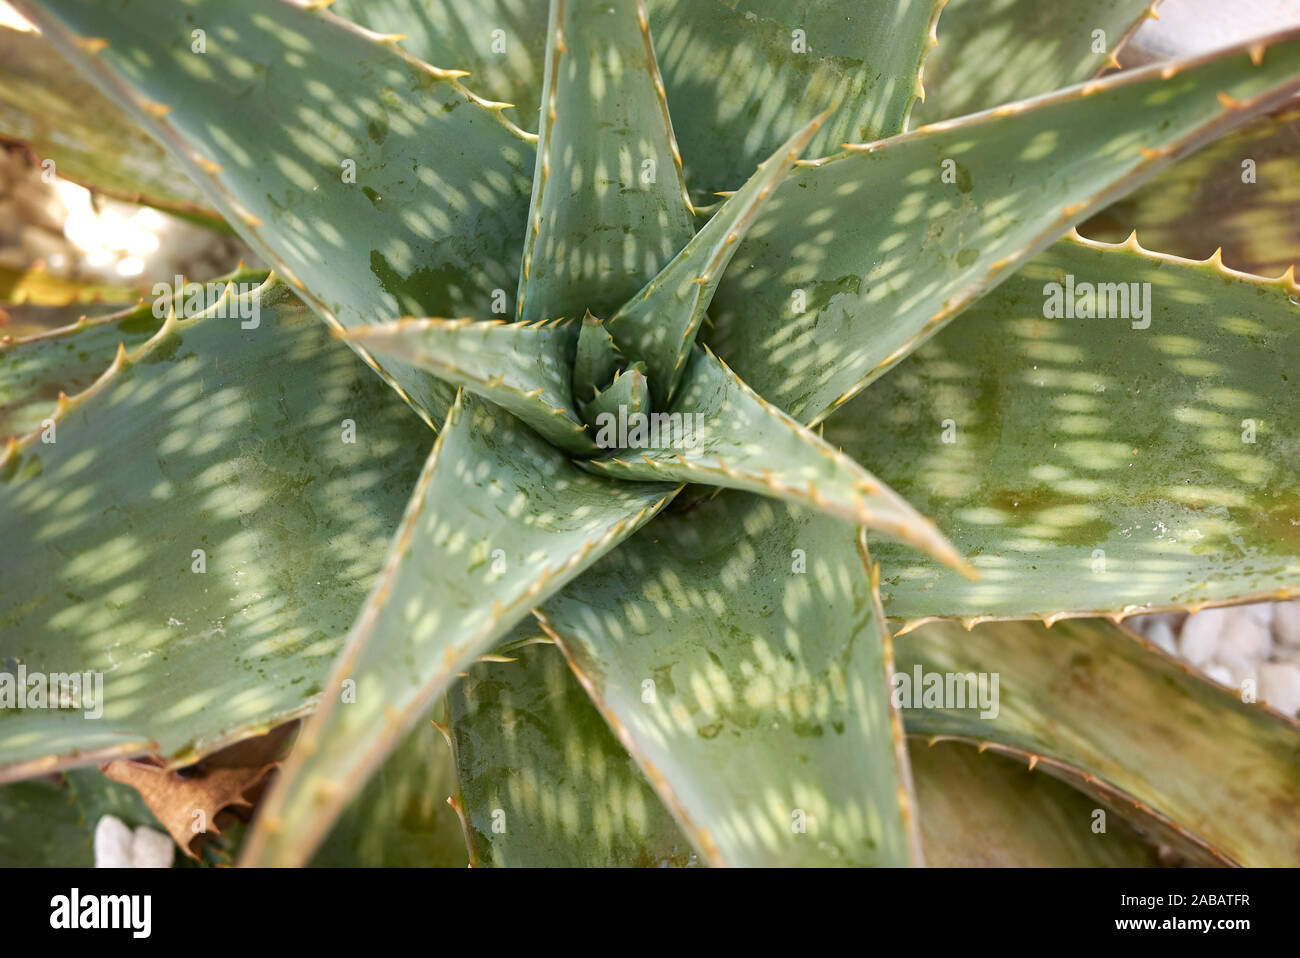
[
  {"left": 1083, "top": 104, "right": 1300, "bottom": 275},
  {"left": 1, "top": 265, "right": 266, "bottom": 442},
  {"left": 646, "top": 0, "right": 945, "bottom": 198},
  {"left": 912, "top": 0, "right": 1159, "bottom": 126},
  {"left": 517, "top": 0, "right": 694, "bottom": 325},
  {"left": 822, "top": 235, "right": 1300, "bottom": 624},
  {"left": 0, "top": 23, "right": 221, "bottom": 226},
  {"left": 896, "top": 617, "right": 1300, "bottom": 866},
  {"left": 540, "top": 496, "right": 921, "bottom": 867},
  {"left": 238, "top": 394, "right": 676, "bottom": 866},
  {"left": 0, "top": 279, "right": 428, "bottom": 779},
  {"left": 605, "top": 115, "right": 825, "bottom": 409},
  {"left": 584, "top": 347, "right": 970, "bottom": 573},
  {"left": 447, "top": 641, "right": 697, "bottom": 867},
  {"left": 909, "top": 739, "right": 1168, "bottom": 867},
  {"left": 331, "top": 0, "right": 548, "bottom": 131},
  {"left": 344, "top": 317, "right": 594, "bottom": 455},
  {"left": 15, "top": 0, "right": 537, "bottom": 428},
  {"left": 708, "top": 28, "right": 1300, "bottom": 425},
  {"left": 311, "top": 717, "right": 468, "bottom": 868}
]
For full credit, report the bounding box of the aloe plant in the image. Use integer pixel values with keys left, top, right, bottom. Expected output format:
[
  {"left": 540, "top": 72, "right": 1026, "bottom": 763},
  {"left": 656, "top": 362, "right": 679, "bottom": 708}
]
[{"left": 2, "top": 0, "right": 1299, "bottom": 868}]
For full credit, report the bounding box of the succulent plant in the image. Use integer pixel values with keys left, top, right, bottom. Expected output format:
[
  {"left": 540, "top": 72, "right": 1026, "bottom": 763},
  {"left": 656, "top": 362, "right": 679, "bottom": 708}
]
[{"left": 1, "top": 0, "right": 1299, "bottom": 868}]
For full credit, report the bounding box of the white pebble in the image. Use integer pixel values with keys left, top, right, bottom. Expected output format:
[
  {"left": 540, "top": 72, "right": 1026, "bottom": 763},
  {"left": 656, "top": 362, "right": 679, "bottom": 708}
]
[
  {"left": 93, "top": 815, "right": 134, "bottom": 868},
  {"left": 1146, "top": 618, "right": 1178, "bottom": 655},
  {"left": 1204, "top": 663, "right": 1233, "bottom": 687},
  {"left": 1179, "top": 607, "right": 1231, "bottom": 666},
  {"left": 130, "top": 827, "right": 174, "bottom": 868},
  {"left": 1216, "top": 615, "right": 1273, "bottom": 667},
  {"left": 1272, "top": 600, "right": 1300, "bottom": 648},
  {"left": 1259, "top": 663, "right": 1300, "bottom": 716},
  {"left": 93, "top": 815, "right": 173, "bottom": 868}
]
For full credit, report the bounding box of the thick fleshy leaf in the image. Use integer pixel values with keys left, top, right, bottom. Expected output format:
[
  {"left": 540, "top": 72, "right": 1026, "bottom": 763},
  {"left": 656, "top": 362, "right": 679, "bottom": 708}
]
[
  {"left": 239, "top": 394, "right": 675, "bottom": 866},
  {"left": 312, "top": 716, "right": 467, "bottom": 867},
  {"left": 823, "top": 235, "right": 1300, "bottom": 623},
  {"left": 913, "top": 0, "right": 1158, "bottom": 126},
  {"left": 344, "top": 317, "right": 594, "bottom": 454},
  {"left": 0, "top": 23, "right": 219, "bottom": 224},
  {"left": 18, "top": 0, "right": 537, "bottom": 427},
  {"left": 606, "top": 116, "right": 823, "bottom": 409},
  {"left": 707, "top": 28, "right": 1300, "bottom": 425},
  {"left": 910, "top": 739, "right": 1164, "bottom": 867},
  {"left": 1083, "top": 104, "right": 1300, "bottom": 275},
  {"left": 0, "top": 279, "right": 429, "bottom": 780},
  {"left": 448, "top": 641, "right": 697, "bottom": 867},
  {"left": 0, "top": 302, "right": 157, "bottom": 442},
  {"left": 330, "top": 0, "right": 548, "bottom": 130},
  {"left": 0, "top": 767, "right": 162, "bottom": 866},
  {"left": 582, "top": 347, "right": 970, "bottom": 573},
  {"left": 580, "top": 362, "right": 649, "bottom": 425},
  {"left": 517, "top": 0, "right": 694, "bottom": 324},
  {"left": 541, "top": 495, "right": 921, "bottom": 867},
  {"left": 647, "top": 0, "right": 944, "bottom": 198},
  {"left": 897, "top": 617, "right": 1300, "bottom": 866}
]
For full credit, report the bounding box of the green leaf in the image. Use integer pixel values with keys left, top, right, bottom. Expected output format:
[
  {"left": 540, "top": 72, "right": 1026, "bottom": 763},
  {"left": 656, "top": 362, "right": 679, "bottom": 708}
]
[
  {"left": 311, "top": 716, "right": 467, "bottom": 867},
  {"left": 344, "top": 317, "right": 594, "bottom": 455},
  {"left": 0, "top": 23, "right": 221, "bottom": 226},
  {"left": 331, "top": 0, "right": 548, "bottom": 131},
  {"left": 517, "top": 0, "right": 694, "bottom": 324},
  {"left": 0, "top": 279, "right": 429, "bottom": 779},
  {"left": 707, "top": 28, "right": 1300, "bottom": 425},
  {"left": 896, "top": 617, "right": 1300, "bottom": 866},
  {"left": 18, "top": 0, "right": 537, "bottom": 427},
  {"left": 910, "top": 739, "right": 1165, "bottom": 867},
  {"left": 580, "top": 362, "right": 649, "bottom": 426},
  {"left": 0, "top": 301, "right": 160, "bottom": 442},
  {"left": 823, "top": 235, "right": 1300, "bottom": 622},
  {"left": 1083, "top": 104, "right": 1300, "bottom": 276},
  {"left": 0, "top": 768, "right": 163, "bottom": 866},
  {"left": 606, "top": 116, "right": 823, "bottom": 409},
  {"left": 448, "top": 641, "right": 697, "bottom": 867},
  {"left": 239, "top": 394, "right": 676, "bottom": 866},
  {"left": 582, "top": 347, "right": 970, "bottom": 573},
  {"left": 913, "top": 0, "right": 1156, "bottom": 126},
  {"left": 541, "top": 495, "right": 921, "bottom": 867},
  {"left": 647, "top": 0, "right": 944, "bottom": 198}
]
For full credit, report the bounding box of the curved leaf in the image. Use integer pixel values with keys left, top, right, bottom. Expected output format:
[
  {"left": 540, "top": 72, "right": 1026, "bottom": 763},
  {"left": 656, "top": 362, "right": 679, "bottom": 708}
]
[
  {"left": 239, "top": 394, "right": 675, "bottom": 866},
  {"left": 823, "top": 235, "right": 1300, "bottom": 623},
  {"left": 330, "top": 0, "right": 548, "bottom": 130},
  {"left": 896, "top": 617, "right": 1300, "bottom": 866},
  {"left": 448, "top": 641, "right": 697, "bottom": 866},
  {"left": 518, "top": 0, "right": 694, "bottom": 324},
  {"left": 913, "top": 0, "right": 1158, "bottom": 126},
  {"left": 312, "top": 716, "right": 468, "bottom": 867},
  {"left": 606, "top": 116, "right": 823, "bottom": 409},
  {"left": 708, "top": 27, "right": 1300, "bottom": 425},
  {"left": 584, "top": 347, "right": 970, "bottom": 572},
  {"left": 0, "top": 23, "right": 219, "bottom": 225},
  {"left": 647, "top": 0, "right": 944, "bottom": 197},
  {"left": 345, "top": 317, "right": 594, "bottom": 455},
  {"left": 541, "top": 496, "right": 921, "bottom": 867},
  {"left": 18, "top": 0, "right": 537, "bottom": 427},
  {"left": 909, "top": 739, "right": 1164, "bottom": 867},
  {"left": 1083, "top": 104, "right": 1300, "bottom": 275},
  {"left": 0, "top": 279, "right": 428, "bottom": 780}
]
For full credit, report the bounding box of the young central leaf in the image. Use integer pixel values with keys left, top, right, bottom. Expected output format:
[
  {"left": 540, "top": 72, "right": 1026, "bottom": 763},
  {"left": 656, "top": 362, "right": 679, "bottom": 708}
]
[{"left": 517, "top": 0, "right": 694, "bottom": 325}]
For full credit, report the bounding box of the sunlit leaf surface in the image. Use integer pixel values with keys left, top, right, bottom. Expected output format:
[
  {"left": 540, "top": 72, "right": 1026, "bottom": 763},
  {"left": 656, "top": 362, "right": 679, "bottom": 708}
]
[{"left": 824, "top": 237, "right": 1300, "bottom": 621}]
